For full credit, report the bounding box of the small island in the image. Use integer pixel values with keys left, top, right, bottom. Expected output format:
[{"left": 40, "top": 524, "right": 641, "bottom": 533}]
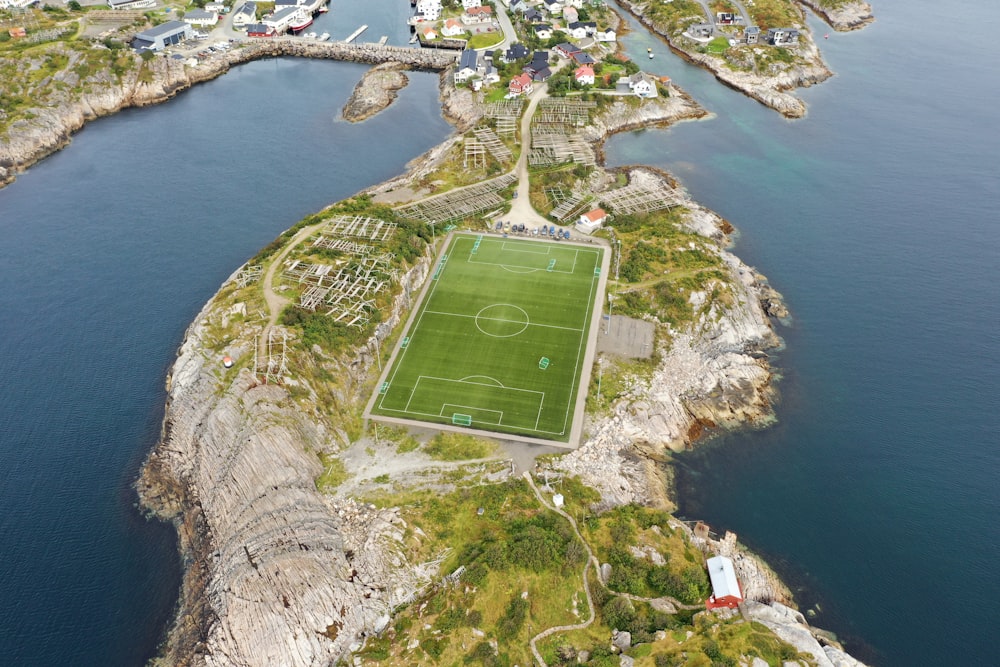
[{"left": 0, "top": 0, "right": 872, "bottom": 665}]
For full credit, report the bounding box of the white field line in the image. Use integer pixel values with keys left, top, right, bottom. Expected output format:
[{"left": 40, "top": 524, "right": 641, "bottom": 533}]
[{"left": 423, "top": 309, "right": 583, "bottom": 333}]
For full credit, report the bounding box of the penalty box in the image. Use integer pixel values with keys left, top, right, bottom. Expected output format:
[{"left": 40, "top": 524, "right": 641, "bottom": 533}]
[{"left": 405, "top": 376, "right": 545, "bottom": 430}]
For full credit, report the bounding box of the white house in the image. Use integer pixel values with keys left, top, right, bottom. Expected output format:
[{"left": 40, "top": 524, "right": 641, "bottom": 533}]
[
  {"left": 415, "top": 0, "right": 442, "bottom": 21},
  {"left": 542, "top": 0, "right": 562, "bottom": 16},
  {"left": 205, "top": 2, "right": 225, "bottom": 12},
  {"left": 183, "top": 9, "right": 219, "bottom": 27},
  {"left": 233, "top": 2, "right": 256, "bottom": 28},
  {"left": 628, "top": 71, "right": 658, "bottom": 98},
  {"left": 422, "top": 25, "right": 438, "bottom": 40},
  {"left": 462, "top": 5, "right": 493, "bottom": 24},
  {"left": 533, "top": 23, "right": 553, "bottom": 40},
  {"left": 454, "top": 49, "right": 480, "bottom": 84},
  {"left": 441, "top": 18, "right": 464, "bottom": 37},
  {"left": 574, "top": 65, "right": 594, "bottom": 85},
  {"left": 508, "top": 72, "right": 533, "bottom": 96},
  {"left": 595, "top": 28, "right": 616, "bottom": 42},
  {"left": 461, "top": 0, "right": 482, "bottom": 8},
  {"left": 576, "top": 208, "right": 607, "bottom": 234},
  {"left": 562, "top": 6, "right": 578, "bottom": 23}
]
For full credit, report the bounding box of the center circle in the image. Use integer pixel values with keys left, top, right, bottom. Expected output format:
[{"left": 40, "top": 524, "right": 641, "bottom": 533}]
[{"left": 475, "top": 304, "right": 530, "bottom": 338}]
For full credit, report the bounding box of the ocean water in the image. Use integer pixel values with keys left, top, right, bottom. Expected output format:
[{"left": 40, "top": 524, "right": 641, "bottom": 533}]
[
  {"left": 0, "top": 3, "right": 996, "bottom": 665},
  {"left": 0, "top": 59, "right": 451, "bottom": 665},
  {"left": 607, "top": 1, "right": 1000, "bottom": 664}
]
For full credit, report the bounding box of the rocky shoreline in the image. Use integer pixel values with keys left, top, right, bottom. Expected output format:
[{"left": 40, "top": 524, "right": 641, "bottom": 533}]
[
  {"left": 342, "top": 62, "right": 410, "bottom": 123},
  {"left": 131, "top": 63, "right": 869, "bottom": 663},
  {"left": 798, "top": 0, "right": 876, "bottom": 32},
  {"left": 0, "top": 41, "right": 456, "bottom": 190},
  {"left": 613, "top": 0, "right": 854, "bottom": 118}
]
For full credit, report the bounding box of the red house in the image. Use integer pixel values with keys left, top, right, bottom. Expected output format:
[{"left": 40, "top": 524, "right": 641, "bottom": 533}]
[
  {"left": 509, "top": 73, "right": 533, "bottom": 96},
  {"left": 705, "top": 556, "right": 743, "bottom": 609},
  {"left": 246, "top": 23, "right": 276, "bottom": 37}
]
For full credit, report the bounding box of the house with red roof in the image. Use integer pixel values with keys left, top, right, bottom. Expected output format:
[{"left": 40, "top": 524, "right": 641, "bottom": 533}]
[
  {"left": 508, "top": 72, "right": 534, "bottom": 96},
  {"left": 705, "top": 556, "right": 744, "bottom": 609},
  {"left": 462, "top": 5, "right": 493, "bottom": 24},
  {"left": 574, "top": 65, "right": 594, "bottom": 85},
  {"left": 441, "top": 18, "right": 464, "bottom": 37},
  {"left": 576, "top": 208, "right": 607, "bottom": 234}
]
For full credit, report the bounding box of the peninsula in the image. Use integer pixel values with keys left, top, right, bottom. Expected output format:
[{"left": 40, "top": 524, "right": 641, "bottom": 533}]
[{"left": 0, "top": 0, "right": 874, "bottom": 665}]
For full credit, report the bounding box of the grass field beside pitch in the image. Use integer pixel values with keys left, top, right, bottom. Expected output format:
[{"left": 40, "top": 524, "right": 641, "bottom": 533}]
[{"left": 370, "top": 233, "right": 605, "bottom": 442}]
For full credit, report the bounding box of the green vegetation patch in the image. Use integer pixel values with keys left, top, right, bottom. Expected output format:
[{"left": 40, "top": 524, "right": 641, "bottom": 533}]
[
  {"left": 584, "top": 504, "right": 711, "bottom": 605},
  {"left": 360, "top": 479, "right": 588, "bottom": 666},
  {"left": 423, "top": 431, "right": 495, "bottom": 460},
  {"left": 370, "top": 233, "right": 604, "bottom": 442}
]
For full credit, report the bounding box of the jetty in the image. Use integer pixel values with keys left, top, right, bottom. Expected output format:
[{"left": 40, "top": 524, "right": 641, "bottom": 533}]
[{"left": 344, "top": 24, "right": 368, "bottom": 43}]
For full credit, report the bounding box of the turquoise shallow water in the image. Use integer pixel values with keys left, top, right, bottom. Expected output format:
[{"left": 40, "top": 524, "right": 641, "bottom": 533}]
[
  {"left": 607, "top": 1, "right": 1000, "bottom": 664},
  {"left": 0, "top": 59, "right": 450, "bottom": 665}
]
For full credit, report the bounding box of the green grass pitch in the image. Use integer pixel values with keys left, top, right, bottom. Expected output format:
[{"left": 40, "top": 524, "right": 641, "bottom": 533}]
[{"left": 370, "top": 233, "right": 605, "bottom": 442}]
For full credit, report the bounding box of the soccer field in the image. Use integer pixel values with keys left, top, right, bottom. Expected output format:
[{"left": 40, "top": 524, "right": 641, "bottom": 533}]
[{"left": 368, "top": 233, "right": 606, "bottom": 443}]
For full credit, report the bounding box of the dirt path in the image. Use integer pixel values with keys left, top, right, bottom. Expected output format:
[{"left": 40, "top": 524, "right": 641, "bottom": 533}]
[
  {"left": 525, "top": 472, "right": 597, "bottom": 666},
  {"left": 257, "top": 223, "right": 323, "bottom": 358},
  {"left": 524, "top": 471, "right": 702, "bottom": 665}
]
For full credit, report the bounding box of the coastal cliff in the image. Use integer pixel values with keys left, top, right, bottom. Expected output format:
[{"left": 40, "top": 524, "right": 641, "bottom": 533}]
[{"left": 138, "top": 258, "right": 435, "bottom": 666}]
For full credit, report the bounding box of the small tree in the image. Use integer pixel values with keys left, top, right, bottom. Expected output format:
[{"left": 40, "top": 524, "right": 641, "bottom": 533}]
[
  {"left": 68, "top": 0, "right": 82, "bottom": 9},
  {"left": 140, "top": 49, "right": 155, "bottom": 61}
]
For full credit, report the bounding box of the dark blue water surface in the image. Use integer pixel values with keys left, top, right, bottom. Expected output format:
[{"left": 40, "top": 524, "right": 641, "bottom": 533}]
[
  {"left": 1, "top": 2, "right": 998, "bottom": 665},
  {"left": 608, "top": 1, "right": 1000, "bottom": 665},
  {"left": 0, "top": 58, "right": 450, "bottom": 665}
]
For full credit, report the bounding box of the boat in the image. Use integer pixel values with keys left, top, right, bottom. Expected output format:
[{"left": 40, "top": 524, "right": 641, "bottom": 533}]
[
  {"left": 304, "top": 31, "right": 317, "bottom": 39},
  {"left": 318, "top": 4, "right": 328, "bottom": 12},
  {"left": 290, "top": 10, "right": 313, "bottom": 32},
  {"left": 318, "top": 32, "right": 330, "bottom": 41},
  {"left": 647, "top": 47, "right": 654, "bottom": 59}
]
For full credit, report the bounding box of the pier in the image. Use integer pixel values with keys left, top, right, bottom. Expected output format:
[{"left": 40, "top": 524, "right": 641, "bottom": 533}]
[{"left": 344, "top": 24, "right": 368, "bottom": 43}]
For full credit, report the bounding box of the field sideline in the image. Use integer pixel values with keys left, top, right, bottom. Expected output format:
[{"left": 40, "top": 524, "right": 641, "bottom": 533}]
[{"left": 365, "top": 232, "right": 609, "bottom": 445}]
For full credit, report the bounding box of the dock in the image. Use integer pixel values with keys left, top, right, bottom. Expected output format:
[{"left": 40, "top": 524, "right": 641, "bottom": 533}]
[
  {"left": 344, "top": 24, "right": 367, "bottom": 43},
  {"left": 377, "top": 35, "right": 388, "bottom": 45}
]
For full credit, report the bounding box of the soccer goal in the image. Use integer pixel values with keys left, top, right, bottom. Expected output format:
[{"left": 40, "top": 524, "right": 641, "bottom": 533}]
[
  {"left": 538, "top": 357, "right": 550, "bottom": 370},
  {"left": 452, "top": 413, "right": 473, "bottom": 426}
]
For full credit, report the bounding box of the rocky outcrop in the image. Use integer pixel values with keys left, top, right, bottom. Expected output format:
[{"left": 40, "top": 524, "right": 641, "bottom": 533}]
[
  {"left": 743, "top": 601, "right": 868, "bottom": 666},
  {"left": 0, "top": 41, "right": 457, "bottom": 190},
  {"left": 342, "top": 62, "right": 409, "bottom": 123},
  {"left": 138, "top": 260, "right": 435, "bottom": 667},
  {"left": 555, "top": 171, "right": 783, "bottom": 508},
  {"left": 615, "top": 0, "right": 832, "bottom": 118},
  {"left": 580, "top": 87, "right": 710, "bottom": 146},
  {"left": 798, "top": 0, "right": 875, "bottom": 32}
]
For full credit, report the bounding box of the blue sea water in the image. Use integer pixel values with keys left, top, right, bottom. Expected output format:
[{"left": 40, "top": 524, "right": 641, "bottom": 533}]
[
  {"left": 607, "top": 1, "right": 1000, "bottom": 665},
  {"left": 0, "top": 2, "right": 997, "bottom": 665},
  {"left": 0, "top": 59, "right": 450, "bottom": 665}
]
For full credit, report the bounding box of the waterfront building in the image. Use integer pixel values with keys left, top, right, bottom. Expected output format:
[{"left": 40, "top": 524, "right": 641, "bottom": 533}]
[
  {"left": 705, "top": 556, "right": 743, "bottom": 609},
  {"left": 131, "top": 20, "right": 194, "bottom": 51}
]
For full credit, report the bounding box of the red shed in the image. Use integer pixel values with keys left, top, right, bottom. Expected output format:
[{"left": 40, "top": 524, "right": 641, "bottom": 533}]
[{"left": 705, "top": 556, "right": 743, "bottom": 609}]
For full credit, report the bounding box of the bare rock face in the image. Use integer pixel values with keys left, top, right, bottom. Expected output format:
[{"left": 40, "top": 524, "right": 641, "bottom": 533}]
[
  {"left": 743, "top": 601, "right": 869, "bottom": 667},
  {"left": 138, "top": 261, "right": 434, "bottom": 667},
  {"left": 342, "top": 63, "right": 409, "bottom": 123},
  {"left": 798, "top": 0, "right": 875, "bottom": 32}
]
